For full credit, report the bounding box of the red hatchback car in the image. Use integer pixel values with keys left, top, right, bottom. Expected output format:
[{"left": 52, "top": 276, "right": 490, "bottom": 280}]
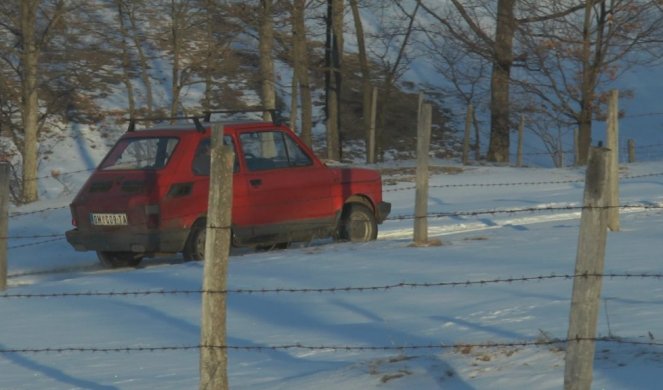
[{"left": 66, "top": 113, "right": 390, "bottom": 267}]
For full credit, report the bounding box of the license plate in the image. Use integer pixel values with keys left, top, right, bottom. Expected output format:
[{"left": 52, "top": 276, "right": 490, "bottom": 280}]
[{"left": 90, "top": 213, "right": 128, "bottom": 226}]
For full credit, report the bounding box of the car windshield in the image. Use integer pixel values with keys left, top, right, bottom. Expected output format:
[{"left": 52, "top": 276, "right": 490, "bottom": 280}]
[{"left": 100, "top": 137, "right": 179, "bottom": 170}]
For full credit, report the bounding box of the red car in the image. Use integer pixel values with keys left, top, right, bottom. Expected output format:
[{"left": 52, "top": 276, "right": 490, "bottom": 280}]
[{"left": 66, "top": 112, "right": 391, "bottom": 267}]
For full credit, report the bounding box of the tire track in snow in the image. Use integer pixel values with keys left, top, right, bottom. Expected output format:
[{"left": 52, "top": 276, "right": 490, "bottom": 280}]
[{"left": 378, "top": 203, "right": 653, "bottom": 240}]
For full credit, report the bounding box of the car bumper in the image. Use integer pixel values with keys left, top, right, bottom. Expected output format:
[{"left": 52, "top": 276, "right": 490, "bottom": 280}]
[
  {"left": 65, "top": 227, "right": 190, "bottom": 254},
  {"left": 376, "top": 201, "right": 391, "bottom": 224}
]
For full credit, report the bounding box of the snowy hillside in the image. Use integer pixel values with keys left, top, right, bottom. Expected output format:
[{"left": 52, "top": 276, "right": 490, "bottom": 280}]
[{"left": 2, "top": 125, "right": 663, "bottom": 389}]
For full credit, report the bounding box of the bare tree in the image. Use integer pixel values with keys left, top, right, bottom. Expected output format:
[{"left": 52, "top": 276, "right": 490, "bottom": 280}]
[
  {"left": 291, "top": 0, "right": 313, "bottom": 146},
  {"left": 417, "top": 0, "right": 583, "bottom": 163},
  {"left": 123, "top": 0, "right": 155, "bottom": 115},
  {"left": 349, "top": 0, "right": 373, "bottom": 158},
  {"left": 19, "top": 0, "right": 41, "bottom": 202},
  {"left": 419, "top": 24, "right": 491, "bottom": 160},
  {"left": 141, "top": 0, "right": 207, "bottom": 117},
  {"left": 0, "top": 0, "right": 69, "bottom": 203},
  {"left": 259, "top": 0, "right": 277, "bottom": 121},
  {"left": 372, "top": 1, "right": 420, "bottom": 161},
  {"left": 518, "top": 0, "right": 663, "bottom": 164},
  {"left": 325, "top": 0, "right": 344, "bottom": 160},
  {"left": 113, "top": 0, "right": 138, "bottom": 118}
]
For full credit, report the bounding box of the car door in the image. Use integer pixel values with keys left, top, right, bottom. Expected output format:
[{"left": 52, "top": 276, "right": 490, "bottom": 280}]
[{"left": 237, "top": 129, "right": 336, "bottom": 232}]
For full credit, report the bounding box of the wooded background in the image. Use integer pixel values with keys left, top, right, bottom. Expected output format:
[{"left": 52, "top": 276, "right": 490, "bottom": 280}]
[{"left": 2, "top": 0, "right": 663, "bottom": 203}]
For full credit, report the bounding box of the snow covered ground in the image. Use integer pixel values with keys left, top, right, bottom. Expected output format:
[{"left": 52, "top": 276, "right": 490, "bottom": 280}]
[{"left": 2, "top": 138, "right": 663, "bottom": 389}]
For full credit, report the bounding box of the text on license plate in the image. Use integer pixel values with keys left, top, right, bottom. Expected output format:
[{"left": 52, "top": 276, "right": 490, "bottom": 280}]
[{"left": 90, "top": 213, "right": 128, "bottom": 226}]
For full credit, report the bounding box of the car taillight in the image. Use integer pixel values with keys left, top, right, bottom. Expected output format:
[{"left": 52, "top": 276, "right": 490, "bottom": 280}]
[
  {"left": 145, "top": 204, "right": 160, "bottom": 229},
  {"left": 70, "top": 206, "right": 78, "bottom": 227}
]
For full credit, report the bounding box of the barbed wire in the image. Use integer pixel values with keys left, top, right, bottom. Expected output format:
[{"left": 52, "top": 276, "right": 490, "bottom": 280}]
[
  {"left": 2, "top": 272, "right": 662, "bottom": 299},
  {"left": 621, "top": 111, "right": 663, "bottom": 119},
  {"left": 7, "top": 164, "right": 663, "bottom": 217},
  {"left": 384, "top": 170, "right": 663, "bottom": 192},
  {"left": 9, "top": 205, "right": 70, "bottom": 218},
  {"left": 8, "top": 237, "right": 65, "bottom": 249},
  {"left": 1, "top": 337, "right": 661, "bottom": 355},
  {"left": 385, "top": 203, "right": 663, "bottom": 221},
  {"left": 5, "top": 203, "right": 663, "bottom": 248},
  {"left": 4, "top": 233, "right": 62, "bottom": 239}
]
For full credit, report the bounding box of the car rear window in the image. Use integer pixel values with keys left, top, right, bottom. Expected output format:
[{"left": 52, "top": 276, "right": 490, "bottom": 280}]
[{"left": 100, "top": 137, "right": 179, "bottom": 170}]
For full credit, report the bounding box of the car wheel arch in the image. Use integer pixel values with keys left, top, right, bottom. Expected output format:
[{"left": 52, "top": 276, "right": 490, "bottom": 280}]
[{"left": 342, "top": 195, "right": 375, "bottom": 214}]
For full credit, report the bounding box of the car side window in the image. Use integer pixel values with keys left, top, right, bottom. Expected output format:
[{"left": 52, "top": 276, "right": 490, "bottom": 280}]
[
  {"left": 283, "top": 133, "right": 313, "bottom": 167},
  {"left": 192, "top": 136, "right": 238, "bottom": 176},
  {"left": 240, "top": 131, "right": 312, "bottom": 171}
]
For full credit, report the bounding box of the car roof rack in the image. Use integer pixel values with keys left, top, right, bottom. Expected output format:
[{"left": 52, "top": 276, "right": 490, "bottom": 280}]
[
  {"left": 203, "top": 109, "right": 285, "bottom": 126},
  {"left": 127, "top": 116, "right": 205, "bottom": 133}
]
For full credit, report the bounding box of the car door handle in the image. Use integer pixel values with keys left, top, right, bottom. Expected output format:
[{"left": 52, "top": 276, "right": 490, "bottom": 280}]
[{"left": 249, "top": 178, "right": 262, "bottom": 187}]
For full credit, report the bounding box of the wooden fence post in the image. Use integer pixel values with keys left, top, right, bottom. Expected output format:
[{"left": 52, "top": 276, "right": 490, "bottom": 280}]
[
  {"left": 627, "top": 139, "right": 635, "bottom": 163},
  {"left": 462, "top": 104, "right": 473, "bottom": 165},
  {"left": 574, "top": 128, "right": 579, "bottom": 166},
  {"left": 517, "top": 114, "right": 524, "bottom": 167},
  {"left": 367, "top": 86, "right": 377, "bottom": 164},
  {"left": 0, "top": 162, "right": 8, "bottom": 292},
  {"left": 413, "top": 94, "right": 437, "bottom": 246},
  {"left": 564, "top": 147, "right": 610, "bottom": 390},
  {"left": 200, "top": 124, "right": 234, "bottom": 390},
  {"left": 606, "top": 89, "right": 620, "bottom": 232}
]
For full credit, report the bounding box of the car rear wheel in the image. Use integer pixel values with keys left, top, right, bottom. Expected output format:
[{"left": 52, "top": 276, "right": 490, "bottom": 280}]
[
  {"left": 97, "top": 251, "right": 143, "bottom": 268},
  {"left": 338, "top": 203, "right": 377, "bottom": 242},
  {"left": 183, "top": 220, "right": 206, "bottom": 261}
]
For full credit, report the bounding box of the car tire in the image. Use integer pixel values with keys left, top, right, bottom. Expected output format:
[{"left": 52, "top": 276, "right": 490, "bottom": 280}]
[
  {"left": 97, "top": 251, "right": 143, "bottom": 268},
  {"left": 183, "top": 220, "right": 206, "bottom": 261},
  {"left": 337, "top": 203, "right": 378, "bottom": 242},
  {"left": 255, "top": 242, "right": 289, "bottom": 251}
]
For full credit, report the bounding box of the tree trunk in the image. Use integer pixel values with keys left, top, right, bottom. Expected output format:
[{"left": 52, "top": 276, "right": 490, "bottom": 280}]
[
  {"left": 203, "top": 0, "right": 214, "bottom": 111},
  {"left": 577, "top": 0, "right": 595, "bottom": 165},
  {"left": 169, "top": 0, "right": 182, "bottom": 117},
  {"left": 259, "top": 0, "right": 276, "bottom": 121},
  {"left": 486, "top": 0, "right": 515, "bottom": 163},
  {"left": 325, "top": 0, "right": 342, "bottom": 160},
  {"left": 127, "top": 4, "right": 154, "bottom": 114},
  {"left": 20, "top": 0, "right": 39, "bottom": 203},
  {"left": 349, "top": 0, "right": 372, "bottom": 158},
  {"left": 292, "top": 0, "right": 312, "bottom": 146},
  {"left": 116, "top": 1, "right": 136, "bottom": 117},
  {"left": 578, "top": 0, "right": 610, "bottom": 165}
]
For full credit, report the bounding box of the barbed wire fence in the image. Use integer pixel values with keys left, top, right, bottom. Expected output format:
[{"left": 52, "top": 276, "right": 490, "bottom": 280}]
[
  {"left": 4, "top": 122, "right": 663, "bottom": 384},
  {"left": 2, "top": 272, "right": 663, "bottom": 299},
  {"left": 1, "top": 336, "right": 662, "bottom": 356},
  {"left": 5, "top": 200, "right": 663, "bottom": 250},
  {"left": 1, "top": 271, "right": 662, "bottom": 358}
]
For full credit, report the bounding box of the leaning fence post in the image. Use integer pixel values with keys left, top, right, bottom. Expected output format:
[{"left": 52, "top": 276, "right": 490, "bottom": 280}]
[
  {"left": 367, "top": 86, "right": 377, "bottom": 164},
  {"left": 517, "top": 114, "right": 524, "bottom": 167},
  {"left": 627, "top": 139, "right": 635, "bottom": 163},
  {"left": 606, "top": 89, "right": 620, "bottom": 232},
  {"left": 0, "top": 162, "right": 9, "bottom": 291},
  {"left": 413, "top": 93, "right": 438, "bottom": 246},
  {"left": 462, "top": 104, "right": 473, "bottom": 165},
  {"left": 200, "top": 124, "right": 234, "bottom": 390},
  {"left": 574, "top": 128, "right": 579, "bottom": 166},
  {"left": 564, "top": 147, "right": 610, "bottom": 390}
]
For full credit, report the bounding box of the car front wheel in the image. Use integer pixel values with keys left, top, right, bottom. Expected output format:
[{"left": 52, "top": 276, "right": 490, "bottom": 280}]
[
  {"left": 337, "top": 203, "right": 378, "bottom": 242},
  {"left": 97, "top": 251, "right": 143, "bottom": 268},
  {"left": 183, "top": 220, "right": 206, "bottom": 261}
]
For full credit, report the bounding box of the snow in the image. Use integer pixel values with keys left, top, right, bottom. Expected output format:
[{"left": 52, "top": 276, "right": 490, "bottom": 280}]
[{"left": 2, "top": 132, "right": 663, "bottom": 390}]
